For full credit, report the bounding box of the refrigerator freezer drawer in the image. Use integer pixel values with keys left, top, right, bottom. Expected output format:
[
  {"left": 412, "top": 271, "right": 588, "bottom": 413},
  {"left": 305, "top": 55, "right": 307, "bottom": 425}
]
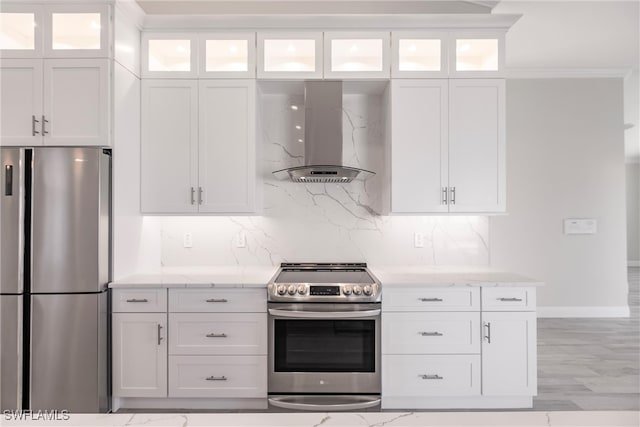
[
  {"left": 0, "top": 295, "right": 22, "bottom": 410},
  {"left": 30, "top": 292, "right": 108, "bottom": 413}
]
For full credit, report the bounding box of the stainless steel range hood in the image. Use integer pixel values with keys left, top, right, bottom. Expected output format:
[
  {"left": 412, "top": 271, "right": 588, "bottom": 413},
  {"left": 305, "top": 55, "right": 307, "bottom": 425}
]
[{"left": 273, "top": 81, "right": 375, "bottom": 183}]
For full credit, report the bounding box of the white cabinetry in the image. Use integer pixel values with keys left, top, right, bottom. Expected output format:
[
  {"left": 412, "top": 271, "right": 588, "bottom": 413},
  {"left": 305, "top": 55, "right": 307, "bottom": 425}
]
[
  {"left": 112, "top": 289, "right": 168, "bottom": 398},
  {"left": 389, "top": 78, "right": 505, "bottom": 213},
  {"left": 141, "top": 79, "right": 257, "bottom": 214},
  {"left": 257, "top": 32, "right": 323, "bottom": 79},
  {"left": 382, "top": 286, "right": 537, "bottom": 409},
  {"left": 324, "top": 32, "right": 390, "bottom": 79},
  {"left": 1, "top": 58, "right": 110, "bottom": 146},
  {"left": 482, "top": 288, "right": 537, "bottom": 397}
]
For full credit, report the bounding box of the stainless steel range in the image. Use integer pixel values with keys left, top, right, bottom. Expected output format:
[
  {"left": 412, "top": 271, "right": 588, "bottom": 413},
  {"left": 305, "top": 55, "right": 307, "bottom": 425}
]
[{"left": 267, "top": 263, "right": 381, "bottom": 411}]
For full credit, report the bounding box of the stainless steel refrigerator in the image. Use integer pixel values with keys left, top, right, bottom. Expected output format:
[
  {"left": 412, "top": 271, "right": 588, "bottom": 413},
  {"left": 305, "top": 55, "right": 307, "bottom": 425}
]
[{"left": 0, "top": 147, "right": 110, "bottom": 413}]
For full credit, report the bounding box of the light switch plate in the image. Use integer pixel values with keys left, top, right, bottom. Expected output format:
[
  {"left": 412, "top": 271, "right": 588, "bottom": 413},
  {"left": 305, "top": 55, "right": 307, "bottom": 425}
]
[
  {"left": 414, "top": 232, "right": 424, "bottom": 248},
  {"left": 183, "top": 233, "right": 193, "bottom": 248},
  {"left": 236, "top": 231, "right": 247, "bottom": 248},
  {"left": 564, "top": 218, "right": 597, "bottom": 235}
]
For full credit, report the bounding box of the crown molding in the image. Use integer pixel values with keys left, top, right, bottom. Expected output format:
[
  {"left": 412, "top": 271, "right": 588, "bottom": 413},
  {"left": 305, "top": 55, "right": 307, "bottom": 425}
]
[{"left": 116, "top": 0, "right": 146, "bottom": 29}]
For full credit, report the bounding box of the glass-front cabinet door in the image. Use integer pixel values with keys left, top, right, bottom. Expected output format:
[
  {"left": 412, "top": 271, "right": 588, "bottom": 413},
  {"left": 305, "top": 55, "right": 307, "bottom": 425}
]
[
  {"left": 391, "top": 31, "right": 448, "bottom": 78},
  {"left": 450, "top": 32, "right": 504, "bottom": 77},
  {"left": 199, "top": 33, "right": 256, "bottom": 78},
  {"left": 142, "top": 33, "right": 198, "bottom": 78},
  {"left": 0, "top": 4, "right": 109, "bottom": 59},
  {"left": 257, "top": 32, "right": 323, "bottom": 79},
  {"left": 324, "top": 32, "right": 390, "bottom": 79}
]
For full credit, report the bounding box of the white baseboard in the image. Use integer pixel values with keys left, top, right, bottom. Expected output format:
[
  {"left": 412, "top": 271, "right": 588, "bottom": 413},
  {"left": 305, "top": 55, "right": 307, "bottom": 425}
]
[
  {"left": 537, "top": 306, "right": 630, "bottom": 318},
  {"left": 628, "top": 260, "right": 640, "bottom": 267}
]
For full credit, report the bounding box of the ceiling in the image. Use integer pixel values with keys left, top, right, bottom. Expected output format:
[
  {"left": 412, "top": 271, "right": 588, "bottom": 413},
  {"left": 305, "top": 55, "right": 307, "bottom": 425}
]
[{"left": 134, "top": 0, "right": 640, "bottom": 160}]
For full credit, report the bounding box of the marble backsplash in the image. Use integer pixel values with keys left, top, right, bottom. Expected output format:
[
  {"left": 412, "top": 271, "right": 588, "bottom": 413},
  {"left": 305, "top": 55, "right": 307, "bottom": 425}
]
[{"left": 158, "top": 92, "right": 489, "bottom": 267}]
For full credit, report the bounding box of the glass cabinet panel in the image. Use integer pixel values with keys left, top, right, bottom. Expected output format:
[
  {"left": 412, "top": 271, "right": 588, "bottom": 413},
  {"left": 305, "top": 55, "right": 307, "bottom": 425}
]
[
  {"left": 205, "top": 39, "right": 248, "bottom": 72},
  {"left": 455, "top": 38, "right": 499, "bottom": 71},
  {"left": 51, "top": 13, "right": 101, "bottom": 50},
  {"left": 148, "top": 39, "right": 192, "bottom": 72},
  {"left": 0, "top": 13, "right": 36, "bottom": 50},
  {"left": 263, "top": 39, "right": 316, "bottom": 72},
  {"left": 330, "top": 39, "right": 382, "bottom": 72},
  {"left": 398, "top": 39, "right": 441, "bottom": 71}
]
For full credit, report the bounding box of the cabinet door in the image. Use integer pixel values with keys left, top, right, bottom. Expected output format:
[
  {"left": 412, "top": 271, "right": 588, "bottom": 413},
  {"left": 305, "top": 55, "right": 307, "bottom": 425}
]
[
  {"left": 324, "top": 32, "right": 390, "bottom": 79},
  {"left": 0, "top": 59, "right": 43, "bottom": 146},
  {"left": 43, "top": 58, "right": 110, "bottom": 146},
  {"left": 448, "top": 79, "right": 505, "bottom": 213},
  {"left": 0, "top": 5, "right": 44, "bottom": 58},
  {"left": 390, "top": 79, "right": 448, "bottom": 213},
  {"left": 112, "top": 313, "right": 167, "bottom": 398},
  {"left": 481, "top": 311, "right": 537, "bottom": 396},
  {"left": 198, "top": 80, "right": 256, "bottom": 213},
  {"left": 43, "top": 4, "right": 110, "bottom": 59},
  {"left": 141, "top": 79, "right": 198, "bottom": 213}
]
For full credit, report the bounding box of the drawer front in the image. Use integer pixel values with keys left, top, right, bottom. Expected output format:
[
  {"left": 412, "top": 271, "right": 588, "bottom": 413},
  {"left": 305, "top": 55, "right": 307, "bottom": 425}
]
[
  {"left": 382, "top": 355, "right": 480, "bottom": 397},
  {"left": 168, "top": 355, "right": 267, "bottom": 398},
  {"left": 112, "top": 289, "right": 167, "bottom": 313},
  {"left": 383, "top": 288, "right": 480, "bottom": 312},
  {"left": 482, "top": 287, "right": 535, "bottom": 311},
  {"left": 169, "top": 289, "right": 266, "bottom": 313},
  {"left": 169, "top": 313, "right": 267, "bottom": 355},
  {"left": 382, "top": 312, "right": 480, "bottom": 354}
]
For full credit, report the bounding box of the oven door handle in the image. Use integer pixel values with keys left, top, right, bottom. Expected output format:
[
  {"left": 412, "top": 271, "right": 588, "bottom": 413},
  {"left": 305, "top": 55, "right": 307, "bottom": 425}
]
[{"left": 268, "top": 308, "right": 381, "bottom": 319}]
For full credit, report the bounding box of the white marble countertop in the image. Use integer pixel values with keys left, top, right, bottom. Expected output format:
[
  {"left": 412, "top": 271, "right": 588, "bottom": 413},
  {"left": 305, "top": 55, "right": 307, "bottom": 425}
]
[
  {"left": 109, "top": 265, "right": 543, "bottom": 288},
  {"left": 0, "top": 411, "right": 636, "bottom": 427}
]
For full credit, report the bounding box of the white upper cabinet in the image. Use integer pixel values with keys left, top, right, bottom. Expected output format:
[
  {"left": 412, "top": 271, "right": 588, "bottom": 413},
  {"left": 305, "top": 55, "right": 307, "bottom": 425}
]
[
  {"left": 450, "top": 32, "right": 504, "bottom": 78},
  {"left": 0, "top": 59, "right": 43, "bottom": 146},
  {"left": 199, "top": 33, "right": 256, "bottom": 78},
  {"left": 142, "top": 33, "right": 198, "bottom": 78},
  {"left": 257, "top": 32, "right": 323, "bottom": 79},
  {"left": 391, "top": 32, "right": 448, "bottom": 78},
  {"left": 0, "top": 4, "right": 110, "bottom": 59},
  {"left": 324, "top": 32, "right": 390, "bottom": 79},
  {"left": 389, "top": 78, "right": 505, "bottom": 214}
]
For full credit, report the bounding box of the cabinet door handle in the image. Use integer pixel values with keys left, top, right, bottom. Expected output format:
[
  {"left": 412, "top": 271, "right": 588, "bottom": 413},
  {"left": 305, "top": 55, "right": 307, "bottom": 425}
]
[
  {"left": 206, "top": 376, "right": 227, "bottom": 381},
  {"left": 206, "top": 298, "right": 228, "bottom": 303},
  {"left": 157, "top": 324, "right": 164, "bottom": 345},
  {"left": 450, "top": 187, "right": 456, "bottom": 205},
  {"left": 190, "top": 187, "right": 195, "bottom": 205},
  {"left": 498, "top": 297, "right": 523, "bottom": 302},
  {"left": 205, "top": 333, "right": 227, "bottom": 338},
  {"left": 419, "top": 297, "right": 443, "bottom": 302},
  {"left": 126, "top": 298, "right": 149, "bottom": 303},
  {"left": 419, "top": 331, "right": 443, "bottom": 337},
  {"left": 198, "top": 187, "right": 203, "bottom": 205},
  {"left": 442, "top": 187, "right": 448, "bottom": 205},
  {"left": 419, "top": 374, "right": 443, "bottom": 380},
  {"left": 42, "top": 115, "right": 48, "bottom": 135},
  {"left": 32, "top": 115, "right": 40, "bottom": 136},
  {"left": 484, "top": 322, "right": 491, "bottom": 344}
]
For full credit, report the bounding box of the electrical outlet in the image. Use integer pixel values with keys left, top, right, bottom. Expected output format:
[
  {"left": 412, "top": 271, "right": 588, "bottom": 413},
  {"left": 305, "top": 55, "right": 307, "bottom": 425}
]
[
  {"left": 183, "top": 233, "right": 193, "bottom": 248},
  {"left": 414, "top": 232, "right": 424, "bottom": 248},
  {"left": 236, "top": 231, "right": 247, "bottom": 248}
]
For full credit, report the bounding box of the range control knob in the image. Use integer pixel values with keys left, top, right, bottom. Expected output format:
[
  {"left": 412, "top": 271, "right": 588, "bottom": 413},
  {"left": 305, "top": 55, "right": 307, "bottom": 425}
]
[
  {"left": 297, "top": 285, "right": 307, "bottom": 295},
  {"left": 353, "top": 285, "right": 363, "bottom": 295},
  {"left": 363, "top": 285, "right": 373, "bottom": 296},
  {"left": 288, "top": 285, "right": 297, "bottom": 295},
  {"left": 343, "top": 286, "right": 352, "bottom": 296},
  {"left": 277, "top": 285, "right": 287, "bottom": 295}
]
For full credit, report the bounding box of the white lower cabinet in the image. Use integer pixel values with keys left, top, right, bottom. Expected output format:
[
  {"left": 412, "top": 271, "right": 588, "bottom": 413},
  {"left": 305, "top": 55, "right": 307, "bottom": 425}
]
[
  {"left": 168, "top": 355, "right": 267, "bottom": 398},
  {"left": 112, "top": 312, "right": 167, "bottom": 398},
  {"left": 382, "top": 286, "right": 537, "bottom": 409}
]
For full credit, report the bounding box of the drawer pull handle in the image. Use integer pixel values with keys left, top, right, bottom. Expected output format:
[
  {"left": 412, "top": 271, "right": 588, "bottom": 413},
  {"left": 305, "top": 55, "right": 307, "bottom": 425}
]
[
  {"left": 206, "top": 298, "right": 228, "bottom": 303},
  {"left": 157, "top": 324, "right": 163, "bottom": 345},
  {"left": 419, "top": 298, "right": 443, "bottom": 302},
  {"left": 126, "top": 298, "right": 149, "bottom": 303},
  {"left": 498, "top": 297, "right": 523, "bottom": 302},
  {"left": 206, "top": 333, "right": 227, "bottom": 338},
  {"left": 484, "top": 322, "right": 491, "bottom": 344},
  {"left": 206, "top": 376, "right": 227, "bottom": 381},
  {"left": 420, "top": 374, "right": 443, "bottom": 380},
  {"left": 419, "top": 331, "right": 443, "bottom": 337}
]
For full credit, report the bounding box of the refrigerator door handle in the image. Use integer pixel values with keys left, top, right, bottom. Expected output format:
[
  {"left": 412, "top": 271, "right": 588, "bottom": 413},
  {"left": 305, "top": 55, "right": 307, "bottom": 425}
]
[{"left": 4, "top": 165, "right": 13, "bottom": 196}]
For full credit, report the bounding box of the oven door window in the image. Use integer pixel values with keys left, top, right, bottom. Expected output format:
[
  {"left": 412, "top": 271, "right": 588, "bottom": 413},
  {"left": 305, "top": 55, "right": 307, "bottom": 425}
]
[{"left": 274, "top": 319, "right": 375, "bottom": 372}]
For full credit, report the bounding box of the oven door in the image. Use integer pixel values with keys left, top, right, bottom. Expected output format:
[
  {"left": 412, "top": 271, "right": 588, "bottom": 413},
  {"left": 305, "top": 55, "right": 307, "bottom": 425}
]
[{"left": 268, "top": 303, "right": 381, "bottom": 396}]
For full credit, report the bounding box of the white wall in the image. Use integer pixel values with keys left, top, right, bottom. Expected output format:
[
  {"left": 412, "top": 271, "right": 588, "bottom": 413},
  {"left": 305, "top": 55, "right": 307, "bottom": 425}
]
[
  {"left": 624, "top": 69, "right": 639, "bottom": 162},
  {"left": 627, "top": 163, "right": 640, "bottom": 265},
  {"left": 491, "top": 79, "right": 629, "bottom": 317}
]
